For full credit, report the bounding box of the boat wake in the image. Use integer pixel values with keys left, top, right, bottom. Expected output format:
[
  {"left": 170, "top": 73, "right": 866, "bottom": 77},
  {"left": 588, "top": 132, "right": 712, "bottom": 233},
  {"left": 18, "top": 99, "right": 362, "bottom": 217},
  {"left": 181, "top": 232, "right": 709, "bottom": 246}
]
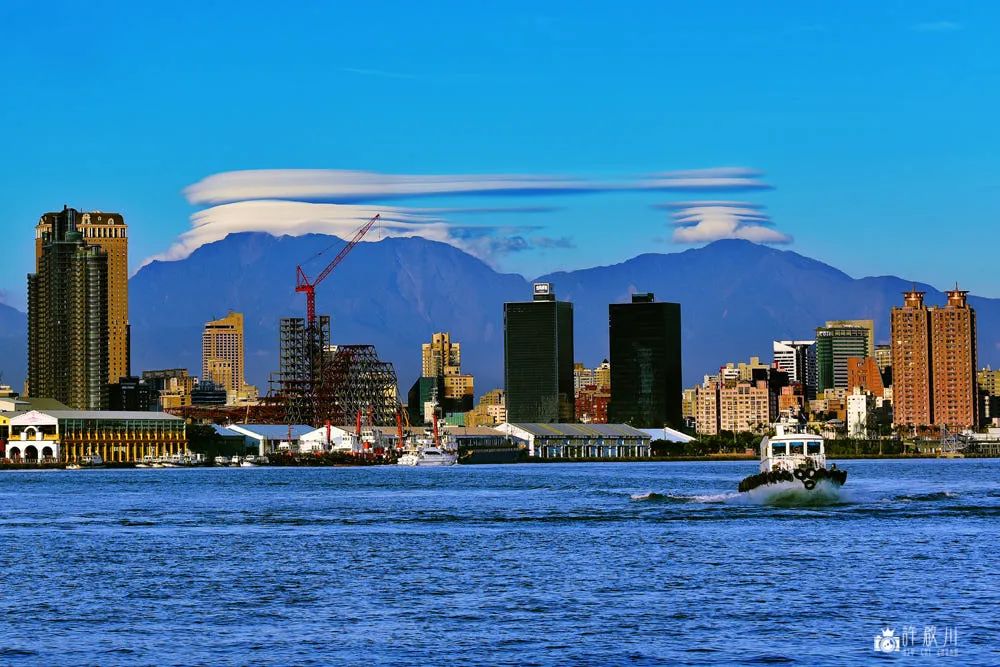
[
  {"left": 742, "top": 479, "right": 848, "bottom": 506},
  {"left": 630, "top": 482, "right": 850, "bottom": 507}
]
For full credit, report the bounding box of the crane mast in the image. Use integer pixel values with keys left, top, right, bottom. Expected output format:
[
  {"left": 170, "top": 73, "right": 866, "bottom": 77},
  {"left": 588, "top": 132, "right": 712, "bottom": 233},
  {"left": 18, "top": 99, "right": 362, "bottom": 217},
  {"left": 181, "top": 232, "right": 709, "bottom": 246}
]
[{"left": 295, "top": 213, "right": 380, "bottom": 326}]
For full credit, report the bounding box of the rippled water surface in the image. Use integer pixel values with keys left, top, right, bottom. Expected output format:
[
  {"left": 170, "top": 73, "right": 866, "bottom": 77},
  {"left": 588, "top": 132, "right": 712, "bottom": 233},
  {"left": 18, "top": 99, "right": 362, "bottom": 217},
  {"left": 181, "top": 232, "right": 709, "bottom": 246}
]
[{"left": 2, "top": 460, "right": 998, "bottom": 665}]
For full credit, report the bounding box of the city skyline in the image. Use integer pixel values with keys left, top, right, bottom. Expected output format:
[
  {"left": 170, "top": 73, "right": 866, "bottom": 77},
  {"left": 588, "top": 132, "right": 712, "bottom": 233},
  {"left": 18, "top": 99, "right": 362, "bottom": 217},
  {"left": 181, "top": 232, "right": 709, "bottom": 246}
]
[{"left": 3, "top": 2, "right": 1000, "bottom": 310}]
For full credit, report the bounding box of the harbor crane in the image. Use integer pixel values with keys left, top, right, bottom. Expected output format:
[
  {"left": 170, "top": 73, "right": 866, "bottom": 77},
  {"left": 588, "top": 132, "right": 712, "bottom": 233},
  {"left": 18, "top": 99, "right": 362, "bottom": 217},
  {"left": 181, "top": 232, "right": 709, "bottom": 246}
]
[{"left": 295, "top": 213, "right": 381, "bottom": 326}]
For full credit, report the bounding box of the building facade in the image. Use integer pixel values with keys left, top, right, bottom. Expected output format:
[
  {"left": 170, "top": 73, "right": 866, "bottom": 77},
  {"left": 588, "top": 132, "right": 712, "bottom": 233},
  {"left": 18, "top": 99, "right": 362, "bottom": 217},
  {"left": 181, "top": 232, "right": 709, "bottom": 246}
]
[
  {"left": 607, "top": 293, "right": 682, "bottom": 428},
  {"left": 847, "top": 356, "right": 884, "bottom": 395},
  {"left": 202, "top": 311, "right": 251, "bottom": 403},
  {"left": 28, "top": 207, "right": 110, "bottom": 409},
  {"left": 36, "top": 207, "right": 129, "bottom": 385},
  {"left": 695, "top": 378, "right": 771, "bottom": 435},
  {"left": 498, "top": 422, "right": 651, "bottom": 459},
  {"left": 929, "top": 290, "right": 978, "bottom": 429},
  {"left": 891, "top": 290, "right": 978, "bottom": 429},
  {"left": 418, "top": 332, "right": 474, "bottom": 416},
  {"left": 772, "top": 340, "right": 817, "bottom": 399},
  {"left": 503, "top": 283, "right": 574, "bottom": 422},
  {"left": 464, "top": 389, "right": 507, "bottom": 427},
  {"left": 816, "top": 325, "right": 869, "bottom": 392},
  {"left": 5, "top": 409, "right": 187, "bottom": 464}
]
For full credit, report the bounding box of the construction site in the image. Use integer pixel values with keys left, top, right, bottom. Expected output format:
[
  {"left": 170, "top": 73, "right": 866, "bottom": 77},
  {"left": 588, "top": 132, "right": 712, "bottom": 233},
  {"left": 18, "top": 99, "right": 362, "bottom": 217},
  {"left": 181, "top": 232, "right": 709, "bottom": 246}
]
[{"left": 266, "top": 214, "right": 408, "bottom": 434}]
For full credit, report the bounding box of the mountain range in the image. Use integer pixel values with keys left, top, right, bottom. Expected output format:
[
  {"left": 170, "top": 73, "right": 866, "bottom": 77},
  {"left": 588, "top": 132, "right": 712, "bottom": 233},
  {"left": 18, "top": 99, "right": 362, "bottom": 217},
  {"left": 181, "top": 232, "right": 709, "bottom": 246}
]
[{"left": 2, "top": 235, "right": 998, "bottom": 396}]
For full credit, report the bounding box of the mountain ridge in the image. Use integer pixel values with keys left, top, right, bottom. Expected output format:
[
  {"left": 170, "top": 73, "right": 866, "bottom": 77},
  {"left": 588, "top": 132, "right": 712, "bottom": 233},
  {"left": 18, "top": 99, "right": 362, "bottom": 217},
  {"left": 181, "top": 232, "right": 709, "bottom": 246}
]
[{"left": 1, "top": 235, "right": 998, "bottom": 395}]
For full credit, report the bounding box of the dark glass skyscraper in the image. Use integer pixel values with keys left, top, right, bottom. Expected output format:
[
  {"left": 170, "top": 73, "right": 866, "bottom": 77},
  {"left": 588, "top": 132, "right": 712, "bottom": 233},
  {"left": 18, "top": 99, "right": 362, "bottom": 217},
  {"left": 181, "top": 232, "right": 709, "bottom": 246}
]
[
  {"left": 28, "top": 207, "right": 109, "bottom": 409},
  {"left": 504, "top": 283, "right": 574, "bottom": 422},
  {"left": 608, "top": 293, "right": 682, "bottom": 428}
]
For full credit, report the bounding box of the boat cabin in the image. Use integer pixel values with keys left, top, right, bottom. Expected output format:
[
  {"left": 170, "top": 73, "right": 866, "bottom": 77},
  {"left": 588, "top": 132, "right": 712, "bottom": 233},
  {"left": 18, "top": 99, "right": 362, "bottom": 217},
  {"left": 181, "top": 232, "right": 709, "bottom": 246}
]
[{"left": 759, "top": 427, "right": 826, "bottom": 473}]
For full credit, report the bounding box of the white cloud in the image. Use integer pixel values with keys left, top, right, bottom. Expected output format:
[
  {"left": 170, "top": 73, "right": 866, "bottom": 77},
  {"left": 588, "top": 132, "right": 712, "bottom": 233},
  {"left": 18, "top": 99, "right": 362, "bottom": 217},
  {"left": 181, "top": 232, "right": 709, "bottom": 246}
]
[
  {"left": 665, "top": 201, "right": 791, "bottom": 245},
  {"left": 184, "top": 167, "right": 771, "bottom": 206},
  {"left": 138, "top": 200, "right": 554, "bottom": 271}
]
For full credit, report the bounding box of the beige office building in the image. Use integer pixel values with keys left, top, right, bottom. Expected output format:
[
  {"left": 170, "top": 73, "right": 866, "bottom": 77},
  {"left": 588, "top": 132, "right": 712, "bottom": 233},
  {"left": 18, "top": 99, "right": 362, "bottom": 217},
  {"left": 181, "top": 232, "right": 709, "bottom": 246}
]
[{"left": 202, "top": 311, "right": 247, "bottom": 402}]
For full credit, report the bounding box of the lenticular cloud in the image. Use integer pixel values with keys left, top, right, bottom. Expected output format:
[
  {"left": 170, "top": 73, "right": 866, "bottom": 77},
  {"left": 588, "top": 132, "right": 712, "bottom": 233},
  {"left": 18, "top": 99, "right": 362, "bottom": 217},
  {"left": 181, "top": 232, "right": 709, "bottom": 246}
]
[
  {"left": 183, "top": 167, "right": 771, "bottom": 206},
  {"left": 665, "top": 201, "right": 791, "bottom": 245}
]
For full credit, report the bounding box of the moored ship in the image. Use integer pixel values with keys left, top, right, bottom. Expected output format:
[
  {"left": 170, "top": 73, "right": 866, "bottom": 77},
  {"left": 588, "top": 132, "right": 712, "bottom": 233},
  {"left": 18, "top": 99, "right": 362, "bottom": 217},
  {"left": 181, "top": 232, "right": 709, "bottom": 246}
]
[{"left": 738, "top": 426, "right": 847, "bottom": 493}]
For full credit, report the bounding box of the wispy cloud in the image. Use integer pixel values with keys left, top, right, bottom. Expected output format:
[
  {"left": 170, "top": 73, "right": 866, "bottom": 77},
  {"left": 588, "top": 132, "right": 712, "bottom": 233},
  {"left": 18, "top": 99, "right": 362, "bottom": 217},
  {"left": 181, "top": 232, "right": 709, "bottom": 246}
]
[
  {"left": 139, "top": 200, "right": 559, "bottom": 271},
  {"left": 664, "top": 201, "right": 791, "bottom": 245},
  {"left": 184, "top": 168, "right": 771, "bottom": 206},
  {"left": 148, "top": 167, "right": 776, "bottom": 271},
  {"left": 911, "top": 21, "right": 962, "bottom": 33}
]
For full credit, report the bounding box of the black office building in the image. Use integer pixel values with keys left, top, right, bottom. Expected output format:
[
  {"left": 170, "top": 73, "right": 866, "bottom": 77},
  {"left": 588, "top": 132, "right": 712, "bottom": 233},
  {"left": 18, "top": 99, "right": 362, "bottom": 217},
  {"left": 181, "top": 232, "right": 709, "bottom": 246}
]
[
  {"left": 608, "top": 293, "right": 682, "bottom": 428},
  {"left": 504, "top": 283, "right": 574, "bottom": 422}
]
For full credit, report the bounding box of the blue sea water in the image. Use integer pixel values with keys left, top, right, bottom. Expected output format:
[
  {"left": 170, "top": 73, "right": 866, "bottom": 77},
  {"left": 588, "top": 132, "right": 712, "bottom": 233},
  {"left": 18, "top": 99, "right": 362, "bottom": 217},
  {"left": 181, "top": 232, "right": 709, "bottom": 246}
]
[{"left": 1, "top": 459, "right": 998, "bottom": 666}]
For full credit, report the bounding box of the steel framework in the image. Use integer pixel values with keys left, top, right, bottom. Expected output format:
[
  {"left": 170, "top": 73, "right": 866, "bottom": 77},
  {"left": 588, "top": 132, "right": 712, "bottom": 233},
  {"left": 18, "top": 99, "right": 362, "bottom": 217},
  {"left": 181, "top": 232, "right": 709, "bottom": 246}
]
[{"left": 318, "top": 344, "right": 400, "bottom": 427}]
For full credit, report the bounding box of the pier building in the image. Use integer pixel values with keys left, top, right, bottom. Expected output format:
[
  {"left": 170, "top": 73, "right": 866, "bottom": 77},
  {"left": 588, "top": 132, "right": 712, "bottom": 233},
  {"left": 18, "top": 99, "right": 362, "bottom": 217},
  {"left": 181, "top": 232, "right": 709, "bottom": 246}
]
[
  {"left": 497, "top": 422, "right": 651, "bottom": 459},
  {"left": 4, "top": 410, "right": 187, "bottom": 463}
]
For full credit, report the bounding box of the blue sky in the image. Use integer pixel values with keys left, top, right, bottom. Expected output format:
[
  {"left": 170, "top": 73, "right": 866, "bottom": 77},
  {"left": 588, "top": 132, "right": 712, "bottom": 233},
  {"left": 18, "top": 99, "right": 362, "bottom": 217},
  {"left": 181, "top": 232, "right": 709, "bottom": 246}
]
[{"left": 1, "top": 1, "right": 996, "bottom": 310}]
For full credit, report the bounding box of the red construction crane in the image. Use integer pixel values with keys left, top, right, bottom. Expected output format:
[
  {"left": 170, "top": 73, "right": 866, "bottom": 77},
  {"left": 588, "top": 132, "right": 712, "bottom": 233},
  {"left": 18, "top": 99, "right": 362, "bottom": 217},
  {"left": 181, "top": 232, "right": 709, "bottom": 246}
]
[{"left": 295, "top": 213, "right": 381, "bottom": 326}]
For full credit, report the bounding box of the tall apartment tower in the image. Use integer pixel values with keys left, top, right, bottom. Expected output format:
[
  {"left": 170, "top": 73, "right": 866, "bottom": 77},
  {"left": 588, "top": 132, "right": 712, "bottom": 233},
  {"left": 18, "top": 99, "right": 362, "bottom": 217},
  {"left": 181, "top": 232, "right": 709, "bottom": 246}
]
[
  {"left": 815, "top": 325, "right": 869, "bottom": 392},
  {"left": 608, "top": 293, "right": 682, "bottom": 428},
  {"left": 891, "top": 290, "right": 978, "bottom": 429},
  {"left": 930, "top": 290, "right": 977, "bottom": 428},
  {"left": 772, "top": 340, "right": 817, "bottom": 399},
  {"left": 36, "top": 207, "right": 129, "bottom": 384},
  {"left": 419, "top": 332, "right": 474, "bottom": 415},
  {"left": 202, "top": 311, "right": 246, "bottom": 400},
  {"left": 422, "top": 332, "right": 461, "bottom": 376},
  {"left": 891, "top": 291, "right": 932, "bottom": 427},
  {"left": 27, "top": 208, "right": 109, "bottom": 409},
  {"left": 503, "top": 283, "right": 574, "bottom": 422}
]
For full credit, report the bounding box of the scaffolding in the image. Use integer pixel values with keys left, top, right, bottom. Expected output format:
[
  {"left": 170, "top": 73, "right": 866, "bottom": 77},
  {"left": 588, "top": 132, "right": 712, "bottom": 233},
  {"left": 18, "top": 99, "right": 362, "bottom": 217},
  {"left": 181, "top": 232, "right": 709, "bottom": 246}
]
[
  {"left": 319, "top": 344, "right": 400, "bottom": 427},
  {"left": 270, "top": 316, "right": 399, "bottom": 427},
  {"left": 270, "top": 316, "right": 329, "bottom": 425}
]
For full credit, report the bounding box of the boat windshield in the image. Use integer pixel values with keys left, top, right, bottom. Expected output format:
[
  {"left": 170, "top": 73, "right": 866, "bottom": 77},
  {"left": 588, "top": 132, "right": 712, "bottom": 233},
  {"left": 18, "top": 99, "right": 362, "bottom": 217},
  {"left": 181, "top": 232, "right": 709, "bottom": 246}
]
[
  {"left": 771, "top": 443, "right": 787, "bottom": 456},
  {"left": 789, "top": 441, "right": 804, "bottom": 455},
  {"left": 807, "top": 441, "right": 822, "bottom": 455}
]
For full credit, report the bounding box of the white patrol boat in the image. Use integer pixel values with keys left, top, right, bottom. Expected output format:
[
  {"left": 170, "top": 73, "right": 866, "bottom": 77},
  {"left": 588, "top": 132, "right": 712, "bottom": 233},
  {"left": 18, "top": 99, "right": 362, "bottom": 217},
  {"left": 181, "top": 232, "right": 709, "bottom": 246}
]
[
  {"left": 397, "top": 446, "right": 457, "bottom": 467},
  {"left": 738, "top": 425, "right": 847, "bottom": 493}
]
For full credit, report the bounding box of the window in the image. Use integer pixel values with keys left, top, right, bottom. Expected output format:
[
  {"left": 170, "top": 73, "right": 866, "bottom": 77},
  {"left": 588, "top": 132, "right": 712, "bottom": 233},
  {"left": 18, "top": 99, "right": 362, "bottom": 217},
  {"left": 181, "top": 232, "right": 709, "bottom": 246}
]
[
  {"left": 790, "top": 441, "right": 804, "bottom": 455},
  {"left": 807, "top": 442, "right": 822, "bottom": 455},
  {"left": 771, "top": 443, "right": 787, "bottom": 456}
]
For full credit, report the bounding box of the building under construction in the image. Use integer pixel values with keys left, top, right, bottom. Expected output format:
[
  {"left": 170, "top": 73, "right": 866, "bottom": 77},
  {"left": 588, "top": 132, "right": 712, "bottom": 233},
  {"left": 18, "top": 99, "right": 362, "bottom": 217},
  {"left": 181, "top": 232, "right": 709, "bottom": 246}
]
[
  {"left": 267, "top": 213, "right": 401, "bottom": 427},
  {"left": 270, "top": 315, "right": 400, "bottom": 427}
]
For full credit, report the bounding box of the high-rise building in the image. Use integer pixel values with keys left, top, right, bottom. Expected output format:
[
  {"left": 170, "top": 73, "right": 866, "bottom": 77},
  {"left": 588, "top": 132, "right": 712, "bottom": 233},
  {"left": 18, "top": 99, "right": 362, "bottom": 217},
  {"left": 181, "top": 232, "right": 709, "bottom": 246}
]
[
  {"left": 772, "top": 340, "right": 817, "bottom": 399},
  {"left": 608, "top": 293, "right": 682, "bottom": 428},
  {"left": 815, "top": 325, "right": 869, "bottom": 392},
  {"left": 891, "top": 291, "right": 932, "bottom": 427},
  {"left": 891, "top": 290, "right": 978, "bottom": 429},
  {"left": 503, "top": 283, "right": 574, "bottom": 422},
  {"left": 202, "top": 311, "right": 254, "bottom": 404},
  {"left": 35, "top": 207, "right": 129, "bottom": 384},
  {"left": 27, "top": 207, "right": 109, "bottom": 409},
  {"left": 422, "top": 332, "right": 461, "bottom": 377},
  {"left": 824, "top": 319, "right": 875, "bottom": 358},
  {"left": 419, "top": 332, "right": 474, "bottom": 415},
  {"left": 929, "top": 290, "right": 977, "bottom": 429}
]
